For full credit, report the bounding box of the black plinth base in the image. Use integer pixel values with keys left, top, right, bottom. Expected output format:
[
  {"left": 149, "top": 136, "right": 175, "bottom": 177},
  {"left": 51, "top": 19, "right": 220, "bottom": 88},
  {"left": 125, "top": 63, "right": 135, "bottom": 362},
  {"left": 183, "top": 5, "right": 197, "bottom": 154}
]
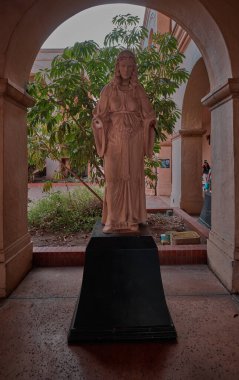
[{"left": 68, "top": 221, "right": 177, "bottom": 343}]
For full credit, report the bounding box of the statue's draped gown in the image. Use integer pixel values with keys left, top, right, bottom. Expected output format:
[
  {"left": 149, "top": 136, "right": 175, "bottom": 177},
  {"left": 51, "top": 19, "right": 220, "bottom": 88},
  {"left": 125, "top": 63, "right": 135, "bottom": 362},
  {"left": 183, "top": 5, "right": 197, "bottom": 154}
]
[{"left": 92, "top": 82, "right": 156, "bottom": 232}]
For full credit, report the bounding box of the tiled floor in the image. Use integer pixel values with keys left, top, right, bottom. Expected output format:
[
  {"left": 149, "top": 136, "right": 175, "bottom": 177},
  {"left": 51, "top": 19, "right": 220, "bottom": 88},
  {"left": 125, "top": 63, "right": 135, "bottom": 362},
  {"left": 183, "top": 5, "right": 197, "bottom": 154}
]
[{"left": 0, "top": 265, "right": 239, "bottom": 379}]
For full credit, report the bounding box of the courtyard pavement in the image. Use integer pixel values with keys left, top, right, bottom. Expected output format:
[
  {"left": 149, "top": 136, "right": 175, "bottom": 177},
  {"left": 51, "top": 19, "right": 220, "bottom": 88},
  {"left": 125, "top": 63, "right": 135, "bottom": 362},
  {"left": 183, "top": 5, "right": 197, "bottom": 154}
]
[
  {"left": 28, "top": 183, "right": 171, "bottom": 210},
  {"left": 0, "top": 265, "right": 239, "bottom": 379},
  {"left": 4, "top": 184, "right": 235, "bottom": 378}
]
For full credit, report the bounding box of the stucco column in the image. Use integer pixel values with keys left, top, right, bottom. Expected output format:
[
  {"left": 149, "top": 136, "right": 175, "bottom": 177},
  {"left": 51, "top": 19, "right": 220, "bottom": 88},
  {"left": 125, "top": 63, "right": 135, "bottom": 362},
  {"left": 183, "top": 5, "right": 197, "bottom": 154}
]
[
  {"left": 170, "top": 133, "right": 181, "bottom": 208},
  {"left": 157, "top": 141, "right": 172, "bottom": 196},
  {"left": 203, "top": 79, "right": 239, "bottom": 292},
  {"left": 0, "top": 79, "right": 34, "bottom": 297},
  {"left": 179, "top": 129, "right": 204, "bottom": 214}
]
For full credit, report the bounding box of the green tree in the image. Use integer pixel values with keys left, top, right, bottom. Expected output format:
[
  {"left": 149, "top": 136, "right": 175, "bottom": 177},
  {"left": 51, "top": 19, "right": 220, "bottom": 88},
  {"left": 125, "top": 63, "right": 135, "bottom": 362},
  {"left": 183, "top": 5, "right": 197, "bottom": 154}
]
[{"left": 27, "top": 14, "right": 188, "bottom": 198}]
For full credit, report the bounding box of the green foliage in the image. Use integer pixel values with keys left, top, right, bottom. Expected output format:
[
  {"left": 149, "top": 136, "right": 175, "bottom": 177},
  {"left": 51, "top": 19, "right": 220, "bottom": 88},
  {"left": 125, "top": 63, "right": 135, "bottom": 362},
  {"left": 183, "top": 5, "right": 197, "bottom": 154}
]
[
  {"left": 144, "top": 141, "right": 160, "bottom": 194},
  {"left": 27, "top": 14, "right": 189, "bottom": 192},
  {"left": 104, "top": 14, "right": 148, "bottom": 50},
  {"left": 28, "top": 188, "right": 103, "bottom": 233}
]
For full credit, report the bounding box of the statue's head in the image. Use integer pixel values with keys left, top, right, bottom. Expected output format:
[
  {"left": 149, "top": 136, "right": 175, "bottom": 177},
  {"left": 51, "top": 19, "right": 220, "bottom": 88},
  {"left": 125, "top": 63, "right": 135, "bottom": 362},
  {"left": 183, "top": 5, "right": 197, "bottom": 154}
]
[{"left": 113, "top": 50, "right": 138, "bottom": 87}]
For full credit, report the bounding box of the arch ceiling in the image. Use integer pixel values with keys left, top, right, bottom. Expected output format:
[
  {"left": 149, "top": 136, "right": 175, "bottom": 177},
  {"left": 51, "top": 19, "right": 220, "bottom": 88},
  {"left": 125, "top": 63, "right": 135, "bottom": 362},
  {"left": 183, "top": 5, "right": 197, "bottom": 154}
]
[
  {"left": 182, "top": 58, "right": 210, "bottom": 130},
  {"left": 0, "top": 0, "right": 238, "bottom": 89}
]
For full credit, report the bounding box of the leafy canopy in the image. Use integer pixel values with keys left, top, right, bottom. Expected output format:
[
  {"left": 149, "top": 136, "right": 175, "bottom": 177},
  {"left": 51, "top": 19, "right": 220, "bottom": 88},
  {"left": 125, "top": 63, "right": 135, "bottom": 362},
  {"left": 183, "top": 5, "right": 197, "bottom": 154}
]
[{"left": 27, "top": 14, "right": 188, "bottom": 196}]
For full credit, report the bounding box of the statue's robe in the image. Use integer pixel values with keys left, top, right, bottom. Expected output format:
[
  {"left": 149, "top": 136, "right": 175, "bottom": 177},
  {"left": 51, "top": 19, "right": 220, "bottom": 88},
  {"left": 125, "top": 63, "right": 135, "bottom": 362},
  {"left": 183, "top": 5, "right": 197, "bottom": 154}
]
[{"left": 92, "top": 82, "right": 156, "bottom": 232}]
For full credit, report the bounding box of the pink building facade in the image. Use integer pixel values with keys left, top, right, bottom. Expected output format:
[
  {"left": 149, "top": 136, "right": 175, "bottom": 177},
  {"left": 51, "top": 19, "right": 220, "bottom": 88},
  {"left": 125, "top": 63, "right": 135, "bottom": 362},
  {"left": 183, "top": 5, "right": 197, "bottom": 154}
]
[{"left": 143, "top": 9, "right": 211, "bottom": 202}]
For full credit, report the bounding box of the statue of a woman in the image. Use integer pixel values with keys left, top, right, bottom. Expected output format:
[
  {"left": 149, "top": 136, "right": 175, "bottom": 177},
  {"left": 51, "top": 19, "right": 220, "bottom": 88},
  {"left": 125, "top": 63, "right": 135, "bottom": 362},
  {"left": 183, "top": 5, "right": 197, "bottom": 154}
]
[{"left": 92, "top": 50, "right": 156, "bottom": 233}]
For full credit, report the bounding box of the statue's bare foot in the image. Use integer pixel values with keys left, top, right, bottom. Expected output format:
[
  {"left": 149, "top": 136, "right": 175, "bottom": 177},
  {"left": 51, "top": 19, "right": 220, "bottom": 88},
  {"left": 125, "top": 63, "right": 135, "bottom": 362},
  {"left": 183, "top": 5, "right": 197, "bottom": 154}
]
[
  {"left": 102, "top": 225, "right": 113, "bottom": 234},
  {"left": 103, "top": 224, "right": 139, "bottom": 234},
  {"left": 129, "top": 225, "right": 139, "bottom": 233}
]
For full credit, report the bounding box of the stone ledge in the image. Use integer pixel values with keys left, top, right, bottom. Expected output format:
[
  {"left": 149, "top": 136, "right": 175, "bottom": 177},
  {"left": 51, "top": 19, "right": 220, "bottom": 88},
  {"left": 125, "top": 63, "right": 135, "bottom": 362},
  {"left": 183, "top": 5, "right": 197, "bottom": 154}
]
[
  {"left": 202, "top": 78, "right": 239, "bottom": 110},
  {"left": 179, "top": 129, "right": 204, "bottom": 137},
  {"left": 173, "top": 208, "right": 209, "bottom": 239},
  {"left": 0, "top": 78, "right": 34, "bottom": 108},
  {"left": 32, "top": 209, "right": 209, "bottom": 267},
  {"left": 33, "top": 244, "right": 207, "bottom": 267}
]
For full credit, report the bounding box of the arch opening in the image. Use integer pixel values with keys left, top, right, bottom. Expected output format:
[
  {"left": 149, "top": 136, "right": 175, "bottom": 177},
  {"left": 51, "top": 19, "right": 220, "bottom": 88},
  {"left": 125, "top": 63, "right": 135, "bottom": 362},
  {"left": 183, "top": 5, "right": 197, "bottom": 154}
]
[{"left": 1, "top": 0, "right": 232, "bottom": 90}]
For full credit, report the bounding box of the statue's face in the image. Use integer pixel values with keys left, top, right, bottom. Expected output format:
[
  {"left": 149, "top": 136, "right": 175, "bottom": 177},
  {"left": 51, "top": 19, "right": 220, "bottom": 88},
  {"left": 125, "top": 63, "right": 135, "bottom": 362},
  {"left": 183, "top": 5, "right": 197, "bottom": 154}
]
[{"left": 118, "top": 58, "right": 134, "bottom": 80}]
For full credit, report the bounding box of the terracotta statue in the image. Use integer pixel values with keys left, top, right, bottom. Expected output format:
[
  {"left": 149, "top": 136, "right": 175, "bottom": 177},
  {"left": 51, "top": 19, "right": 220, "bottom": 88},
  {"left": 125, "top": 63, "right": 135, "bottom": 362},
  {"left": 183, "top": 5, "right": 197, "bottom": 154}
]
[{"left": 92, "top": 50, "right": 156, "bottom": 233}]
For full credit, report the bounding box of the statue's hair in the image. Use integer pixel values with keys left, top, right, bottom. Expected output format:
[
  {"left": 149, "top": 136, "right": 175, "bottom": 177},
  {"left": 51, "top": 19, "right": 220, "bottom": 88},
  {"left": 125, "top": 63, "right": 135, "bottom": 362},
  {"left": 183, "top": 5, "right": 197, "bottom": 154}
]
[{"left": 112, "top": 50, "right": 139, "bottom": 88}]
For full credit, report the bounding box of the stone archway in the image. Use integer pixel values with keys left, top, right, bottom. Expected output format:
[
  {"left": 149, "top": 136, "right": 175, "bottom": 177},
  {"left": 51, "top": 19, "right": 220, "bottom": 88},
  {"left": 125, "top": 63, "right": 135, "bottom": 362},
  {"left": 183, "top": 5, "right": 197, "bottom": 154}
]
[
  {"left": 1, "top": 0, "right": 239, "bottom": 295},
  {"left": 180, "top": 58, "right": 210, "bottom": 214},
  {"left": 1, "top": 0, "right": 233, "bottom": 88}
]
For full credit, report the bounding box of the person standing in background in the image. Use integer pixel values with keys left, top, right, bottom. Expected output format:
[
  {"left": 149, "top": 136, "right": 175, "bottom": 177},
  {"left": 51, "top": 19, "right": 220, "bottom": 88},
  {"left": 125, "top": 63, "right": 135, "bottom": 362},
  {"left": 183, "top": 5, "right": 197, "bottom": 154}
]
[{"left": 202, "top": 160, "right": 210, "bottom": 189}]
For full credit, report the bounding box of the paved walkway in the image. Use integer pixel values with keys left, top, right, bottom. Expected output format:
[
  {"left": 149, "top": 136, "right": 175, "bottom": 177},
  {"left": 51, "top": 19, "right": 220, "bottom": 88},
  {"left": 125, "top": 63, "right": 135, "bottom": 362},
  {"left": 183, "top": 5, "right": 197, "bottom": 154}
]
[
  {"left": 0, "top": 266, "right": 239, "bottom": 379},
  {"left": 28, "top": 183, "right": 209, "bottom": 266},
  {"left": 28, "top": 183, "right": 171, "bottom": 210}
]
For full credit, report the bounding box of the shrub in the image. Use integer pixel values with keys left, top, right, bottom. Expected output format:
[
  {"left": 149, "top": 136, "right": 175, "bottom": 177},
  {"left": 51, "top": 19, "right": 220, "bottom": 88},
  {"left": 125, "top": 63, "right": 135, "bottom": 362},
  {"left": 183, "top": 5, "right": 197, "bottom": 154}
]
[{"left": 28, "top": 187, "right": 102, "bottom": 233}]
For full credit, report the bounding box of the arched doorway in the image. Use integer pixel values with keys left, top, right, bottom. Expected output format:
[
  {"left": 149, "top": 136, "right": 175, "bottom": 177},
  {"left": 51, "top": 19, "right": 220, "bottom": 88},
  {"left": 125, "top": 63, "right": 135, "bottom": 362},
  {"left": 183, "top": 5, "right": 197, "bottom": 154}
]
[
  {"left": 1, "top": 0, "right": 239, "bottom": 295},
  {"left": 179, "top": 58, "right": 210, "bottom": 214}
]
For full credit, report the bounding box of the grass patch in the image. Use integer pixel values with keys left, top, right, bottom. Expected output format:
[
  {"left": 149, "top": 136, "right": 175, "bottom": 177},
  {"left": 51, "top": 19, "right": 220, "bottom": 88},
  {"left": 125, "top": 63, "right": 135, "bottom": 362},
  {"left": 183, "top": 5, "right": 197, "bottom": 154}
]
[{"left": 28, "top": 187, "right": 103, "bottom": 233}]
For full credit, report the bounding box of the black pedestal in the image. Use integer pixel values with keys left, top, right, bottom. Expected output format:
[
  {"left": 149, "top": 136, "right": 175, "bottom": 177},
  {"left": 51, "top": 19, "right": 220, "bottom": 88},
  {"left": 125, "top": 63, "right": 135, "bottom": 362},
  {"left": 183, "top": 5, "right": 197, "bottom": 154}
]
[{"left": 68, "top": 221, "right": 177, "bottom": 343}]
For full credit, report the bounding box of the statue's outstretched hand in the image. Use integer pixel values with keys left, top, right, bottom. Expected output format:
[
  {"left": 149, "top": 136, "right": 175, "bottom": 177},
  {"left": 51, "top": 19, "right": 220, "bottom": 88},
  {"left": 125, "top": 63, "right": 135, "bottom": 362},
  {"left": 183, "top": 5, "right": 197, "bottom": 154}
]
[
  {"left": 93, "top": 118, "right": 103, "bottom": 129},
  {"left": 149, "top": 120, "right": 156, "bottom": 128}
]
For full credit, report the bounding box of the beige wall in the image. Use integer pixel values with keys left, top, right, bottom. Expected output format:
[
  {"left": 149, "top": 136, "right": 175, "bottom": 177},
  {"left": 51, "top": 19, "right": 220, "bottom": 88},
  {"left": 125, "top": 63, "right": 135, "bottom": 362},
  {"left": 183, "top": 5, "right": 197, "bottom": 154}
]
[
  {"left": 31, "top": 49, "right": 64, "bottom": 74},
  {"left": 203, "top": 85, "right": 239, "bottom": 291},
  {"left": 157, "top": 13, "right": 171, "bottom": 34},
  {"left": 202, "top": 108, "right": 211, "bottom": 164},
  {"left": 171, "top": 136, "right": 181, "bottom": 207},
  {"left": 45, "top": 158, "right": 61, "bottom": 180},
  {"left": 157, "top": 145, "right": 172, "bottom": 196},
  {"left": 0, "top": 80, "right": 33, "bottom": 296},
  {"left": 180, "top": 58, "right": 210, "bottom": 213},
  {"left": 171, "top": 40, "right": 203, "bottom": 209}
]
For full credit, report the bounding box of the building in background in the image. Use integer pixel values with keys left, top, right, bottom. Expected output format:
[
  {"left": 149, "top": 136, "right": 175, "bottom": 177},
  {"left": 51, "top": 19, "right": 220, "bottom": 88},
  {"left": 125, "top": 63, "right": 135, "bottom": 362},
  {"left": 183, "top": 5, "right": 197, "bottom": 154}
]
[{"left": 143, "top": 9, "right": 211, "bottom": 212}]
